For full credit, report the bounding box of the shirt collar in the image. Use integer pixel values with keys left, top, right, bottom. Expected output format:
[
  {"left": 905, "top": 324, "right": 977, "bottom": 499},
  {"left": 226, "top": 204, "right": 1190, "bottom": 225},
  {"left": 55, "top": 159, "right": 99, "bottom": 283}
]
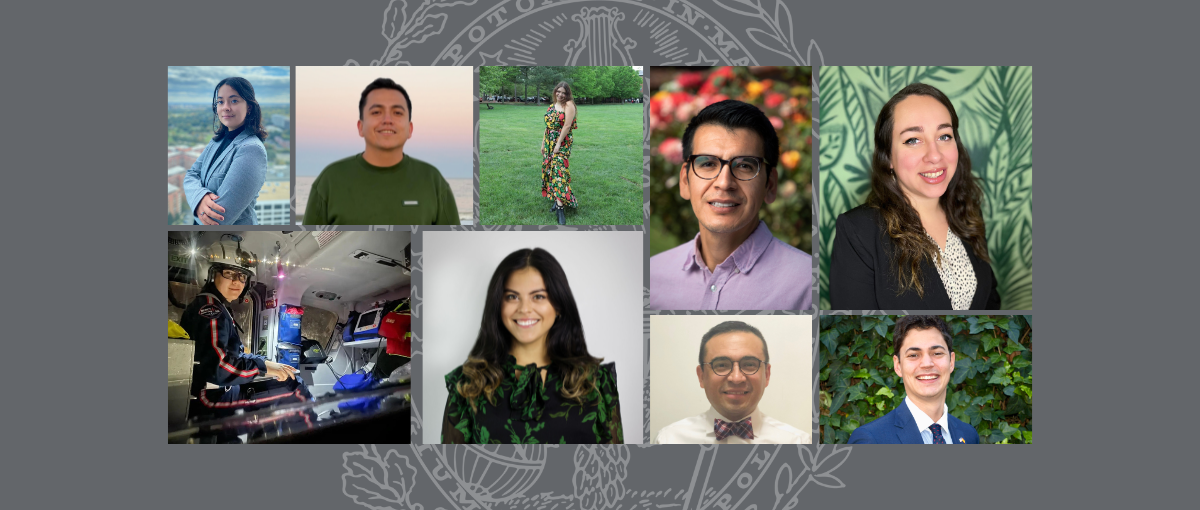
[
  {"left": 904, "top": 395, "right": 949, "bottom": 438},
  {"left": 680, "top": 221, "right": 774, "bottom": 274}
]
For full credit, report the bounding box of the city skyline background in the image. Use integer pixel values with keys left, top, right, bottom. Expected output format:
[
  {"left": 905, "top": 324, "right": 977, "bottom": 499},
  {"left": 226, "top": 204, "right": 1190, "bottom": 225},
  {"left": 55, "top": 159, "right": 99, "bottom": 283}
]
[
  {"left": 295, "top": 66, "right": 472, "bottom": 179},
  {"left": 167, "top": 66, "right": 291, "bottom": 104}
]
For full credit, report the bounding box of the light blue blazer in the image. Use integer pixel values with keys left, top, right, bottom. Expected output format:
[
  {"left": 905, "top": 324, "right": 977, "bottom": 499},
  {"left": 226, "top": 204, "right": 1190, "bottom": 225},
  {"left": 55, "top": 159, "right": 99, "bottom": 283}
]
[{"left": 183, "top": 129, "right": 267, "bottom": 225}]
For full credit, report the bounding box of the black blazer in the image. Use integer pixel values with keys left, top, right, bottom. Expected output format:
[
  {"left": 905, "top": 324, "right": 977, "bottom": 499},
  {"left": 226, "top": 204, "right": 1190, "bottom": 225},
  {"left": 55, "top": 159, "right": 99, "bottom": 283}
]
[{"left": 830, "top": 205, "right": 1001, "bottom": 310}]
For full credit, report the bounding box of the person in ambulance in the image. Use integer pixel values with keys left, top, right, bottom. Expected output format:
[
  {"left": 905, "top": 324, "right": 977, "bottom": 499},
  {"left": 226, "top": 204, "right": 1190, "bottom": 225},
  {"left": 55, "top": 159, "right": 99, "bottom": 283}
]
[{"left": 180, "top": 238, "right": 314, "bottom": 421}]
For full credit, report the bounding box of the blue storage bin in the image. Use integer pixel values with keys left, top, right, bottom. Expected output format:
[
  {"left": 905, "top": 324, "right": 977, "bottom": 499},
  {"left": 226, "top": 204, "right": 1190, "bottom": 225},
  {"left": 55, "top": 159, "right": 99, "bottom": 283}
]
[
  {"left": 279, "top": 304, "right": 304, "bottom": 346},
  {"left": 277, "top": 346, "right": 300, "bottom": 367}
]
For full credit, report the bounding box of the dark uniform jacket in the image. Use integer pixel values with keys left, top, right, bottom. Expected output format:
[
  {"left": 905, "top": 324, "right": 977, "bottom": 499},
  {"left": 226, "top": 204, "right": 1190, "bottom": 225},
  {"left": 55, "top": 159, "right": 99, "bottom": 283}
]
[{"left": 179, "top": 282, "right": 268, "bottom": 409}]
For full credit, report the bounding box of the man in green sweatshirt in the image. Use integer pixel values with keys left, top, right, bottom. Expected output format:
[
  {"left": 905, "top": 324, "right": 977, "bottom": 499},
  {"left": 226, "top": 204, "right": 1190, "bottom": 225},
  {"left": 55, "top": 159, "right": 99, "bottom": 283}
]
[{"left": 304, "top": 78, "right": 461, "bottom": 225}]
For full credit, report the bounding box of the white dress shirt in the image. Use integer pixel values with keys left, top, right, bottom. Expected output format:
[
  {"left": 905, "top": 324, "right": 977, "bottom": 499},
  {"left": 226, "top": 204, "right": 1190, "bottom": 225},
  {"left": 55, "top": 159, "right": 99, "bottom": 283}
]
[
  {"left": 903, "top": 396, "right": 952, "bottom": 444},
  {"left": 653, "top": 407, "right": 811, "bottom": 444}
]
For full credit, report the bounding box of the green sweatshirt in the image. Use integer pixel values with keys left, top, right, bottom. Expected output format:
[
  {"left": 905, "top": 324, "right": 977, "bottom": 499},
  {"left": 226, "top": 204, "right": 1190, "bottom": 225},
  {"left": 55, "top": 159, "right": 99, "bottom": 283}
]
[{"left": 304, "top": 153, "right": 461, "bottom": 225}]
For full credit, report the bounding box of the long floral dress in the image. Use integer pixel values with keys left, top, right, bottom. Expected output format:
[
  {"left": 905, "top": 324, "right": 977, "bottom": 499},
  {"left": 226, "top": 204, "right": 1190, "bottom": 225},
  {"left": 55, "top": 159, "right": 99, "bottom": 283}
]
[
  {"left": 441, "top": 357, "right": 623, "bottom": 444},
  {"left": 541, "top": 104, "right": 578, "bottom": 208}
]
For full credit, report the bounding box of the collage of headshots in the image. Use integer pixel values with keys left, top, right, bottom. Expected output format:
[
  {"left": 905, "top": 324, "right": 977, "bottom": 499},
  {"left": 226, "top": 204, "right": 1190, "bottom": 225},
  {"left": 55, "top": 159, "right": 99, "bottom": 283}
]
[{"left": 167, "top": 65, "right": 1032, "bottom": 445}]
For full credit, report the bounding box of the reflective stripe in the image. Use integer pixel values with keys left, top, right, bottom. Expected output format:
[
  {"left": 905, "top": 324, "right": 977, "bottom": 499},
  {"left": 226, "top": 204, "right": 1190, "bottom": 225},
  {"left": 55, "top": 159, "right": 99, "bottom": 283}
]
[
  {"left": 199, "top": 388, "right": 303, "bottom": 408},
  {"left": 206, "top": 295, "right": 259, "bottom": 378}
]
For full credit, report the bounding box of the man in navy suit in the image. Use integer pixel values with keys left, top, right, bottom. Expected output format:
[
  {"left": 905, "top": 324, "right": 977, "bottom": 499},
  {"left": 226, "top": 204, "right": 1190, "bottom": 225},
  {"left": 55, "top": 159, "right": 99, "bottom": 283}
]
[{"left": 848, "top": 315, "right": 980, "bottom": 444}]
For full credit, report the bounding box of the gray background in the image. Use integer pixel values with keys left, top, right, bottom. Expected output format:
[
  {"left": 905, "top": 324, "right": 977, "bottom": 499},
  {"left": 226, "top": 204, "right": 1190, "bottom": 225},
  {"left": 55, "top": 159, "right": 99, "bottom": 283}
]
[{"left": 12, "top": 0, "right": 1194, "bottom": 508}]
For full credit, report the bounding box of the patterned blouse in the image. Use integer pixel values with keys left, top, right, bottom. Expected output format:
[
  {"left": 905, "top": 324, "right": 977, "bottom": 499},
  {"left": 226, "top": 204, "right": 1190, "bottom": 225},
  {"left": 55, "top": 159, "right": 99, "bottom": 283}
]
[
  {"left": 929, "top": 228, "right": 978, "bottom": 310},
  {"left": 442, "top": 356, "right": 623, "bottom": 444}
]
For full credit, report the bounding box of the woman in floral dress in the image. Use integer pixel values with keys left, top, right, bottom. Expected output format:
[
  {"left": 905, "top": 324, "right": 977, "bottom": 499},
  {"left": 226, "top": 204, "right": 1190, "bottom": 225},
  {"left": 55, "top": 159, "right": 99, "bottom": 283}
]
[{"left": 542, "top": 81, "right": 578, "bottom": 225}]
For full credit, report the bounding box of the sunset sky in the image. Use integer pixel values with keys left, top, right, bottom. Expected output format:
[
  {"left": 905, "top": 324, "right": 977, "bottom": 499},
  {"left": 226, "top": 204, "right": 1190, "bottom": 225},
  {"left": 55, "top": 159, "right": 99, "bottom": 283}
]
[{"left": 295, "top": 66, "right": 473, "bottom": 179}]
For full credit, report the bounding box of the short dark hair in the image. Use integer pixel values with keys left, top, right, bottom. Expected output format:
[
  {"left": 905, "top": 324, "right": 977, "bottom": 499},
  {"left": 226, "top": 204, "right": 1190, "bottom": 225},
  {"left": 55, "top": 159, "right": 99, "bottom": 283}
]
[
  {"left": 699, "top": 321, "right": 770, "bottom": 364},
  {"left": 358, "top": 78, "right": 412, "bottom": 120},
  {"left": 892, "top": 315, "right": 953, "bottom": 357},
  {"left": 681, "top": 99, "right": 780, "bottom": 172}
]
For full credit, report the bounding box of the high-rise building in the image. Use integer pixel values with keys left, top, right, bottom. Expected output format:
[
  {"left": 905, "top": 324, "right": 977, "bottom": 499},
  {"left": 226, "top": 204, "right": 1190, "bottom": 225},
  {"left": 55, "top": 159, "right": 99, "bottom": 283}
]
[{"left": 253, "top": 181, "right": 291, "bottom": 225}]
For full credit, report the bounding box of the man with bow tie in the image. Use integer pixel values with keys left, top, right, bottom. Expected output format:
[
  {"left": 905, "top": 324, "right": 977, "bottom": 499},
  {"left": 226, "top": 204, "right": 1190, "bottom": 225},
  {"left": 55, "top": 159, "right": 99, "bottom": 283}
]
[
  {"left": 848, "top": 315, "right": 980, "bottom": 444},
  {"left": 653, "top": 321, "right": 809, "bottom": 444}
]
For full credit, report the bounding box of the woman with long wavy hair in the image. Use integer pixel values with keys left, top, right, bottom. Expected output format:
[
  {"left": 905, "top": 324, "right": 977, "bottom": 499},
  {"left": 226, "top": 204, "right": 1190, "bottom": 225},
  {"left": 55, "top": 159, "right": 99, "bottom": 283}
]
[
  {"left": 183, "top": 77, "right": 269, "bottom": 225},
  {"left": 830, "top": 83, "right": 1000, "bottom": 310},
  {"left": 441, "top": 248, "right": 623, "bottom": 444},
  {"left": 542, "top": 81, "right": 578, "bottom": 225}
]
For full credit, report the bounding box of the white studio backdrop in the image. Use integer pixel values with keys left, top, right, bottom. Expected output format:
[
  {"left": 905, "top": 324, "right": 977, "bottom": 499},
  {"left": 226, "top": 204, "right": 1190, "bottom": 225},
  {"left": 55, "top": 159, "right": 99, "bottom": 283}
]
[
  {"left": 649, "top": 314, "right": 813, "bottom": 442},
  {"left": 422, "top": 230, "right": 644, "bottom": 444}
]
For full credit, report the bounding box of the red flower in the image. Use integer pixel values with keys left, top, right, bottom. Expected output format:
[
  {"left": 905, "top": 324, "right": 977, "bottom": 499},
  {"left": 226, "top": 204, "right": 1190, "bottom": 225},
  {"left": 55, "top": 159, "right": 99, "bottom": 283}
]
[
  {"left": 764, "top": 92, "right": 785, "bottom": 109},
  {"left": 676, "top": 71, "right": 704, "bottom": 90},
  {"left": 658, "top": 138, "right": 683, "bottom": 165},
  {"left": 713, "top": 66, "right": 734, "bottom": 79},
  {"left": 564, "top": 158, "right": 569, "bottom": 167},
  {"left": 559, "top": 112, "right": 565, "bottom": 122}
]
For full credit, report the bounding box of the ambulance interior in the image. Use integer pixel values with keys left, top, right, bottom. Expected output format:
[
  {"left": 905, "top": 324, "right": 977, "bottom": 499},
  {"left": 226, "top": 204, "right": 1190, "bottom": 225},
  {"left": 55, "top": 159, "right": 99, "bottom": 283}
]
[{"left": 168, "top": 231, "right": 411, "bottom": 443}]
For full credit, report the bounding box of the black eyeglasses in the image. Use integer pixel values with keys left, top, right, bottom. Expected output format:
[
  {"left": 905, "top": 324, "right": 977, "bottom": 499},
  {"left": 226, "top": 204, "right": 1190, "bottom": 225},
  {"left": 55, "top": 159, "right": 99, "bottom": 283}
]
[
  {"left": 688, "top": 155, "right": 767, "bottom": 181},
  {"left": 701, "top": 357, "right": 766, "bottom": 376},
  {"left": 217, "top": 269, "right": 249, "bottom": 283}
]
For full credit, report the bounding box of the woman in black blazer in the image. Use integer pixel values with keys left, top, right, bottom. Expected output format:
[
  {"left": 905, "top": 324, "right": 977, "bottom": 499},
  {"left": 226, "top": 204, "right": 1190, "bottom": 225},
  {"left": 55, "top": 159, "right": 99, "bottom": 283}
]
[{"left": 830, "top": 83, "right": 1000, "bottom": 310}]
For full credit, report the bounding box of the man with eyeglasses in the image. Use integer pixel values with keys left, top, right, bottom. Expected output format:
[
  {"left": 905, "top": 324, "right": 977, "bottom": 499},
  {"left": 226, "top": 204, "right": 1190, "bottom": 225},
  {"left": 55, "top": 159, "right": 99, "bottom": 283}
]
[
  {"left": 179, "top": 239, "right": 312, "bottom": 427},
  {"left": 848, "top": 315, "right": 979, "bottom": 444},
  {"left": 649, "top": 100, "right": 813, "bottom": 311},
  {"left": 654, "top": 321, "right": 809, "bottom": 444}
]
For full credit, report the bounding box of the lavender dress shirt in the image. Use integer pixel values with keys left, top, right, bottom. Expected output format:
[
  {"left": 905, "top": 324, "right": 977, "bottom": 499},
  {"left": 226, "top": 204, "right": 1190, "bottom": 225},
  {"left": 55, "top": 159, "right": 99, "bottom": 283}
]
[{"left": 649, "top": 221, "right": 814, "bottom": 310}]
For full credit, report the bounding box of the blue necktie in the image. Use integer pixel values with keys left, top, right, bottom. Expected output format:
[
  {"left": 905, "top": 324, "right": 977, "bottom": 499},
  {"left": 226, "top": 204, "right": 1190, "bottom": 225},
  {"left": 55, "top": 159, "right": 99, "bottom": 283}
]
[{"left": 930, "top": 423, "right": 946, "bottom": 444}]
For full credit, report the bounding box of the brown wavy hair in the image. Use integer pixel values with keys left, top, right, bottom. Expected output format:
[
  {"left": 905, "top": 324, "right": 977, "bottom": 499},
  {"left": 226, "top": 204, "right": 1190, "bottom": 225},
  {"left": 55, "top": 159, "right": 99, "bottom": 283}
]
[
  {"left": 552, "top": 81, "right": 574, "bottom": 105},
  {"left": 456, "top": 248, "right": 602, "bottom": 411},
  {"left": 866, "top": 83, "right": 989, "bottom": 298}
]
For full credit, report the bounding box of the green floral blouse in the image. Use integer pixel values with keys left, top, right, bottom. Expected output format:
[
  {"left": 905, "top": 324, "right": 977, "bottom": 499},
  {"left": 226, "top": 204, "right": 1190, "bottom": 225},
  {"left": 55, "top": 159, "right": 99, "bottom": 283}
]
[{"left": 442, "top": 357, "right": 623, "bottom": 444}]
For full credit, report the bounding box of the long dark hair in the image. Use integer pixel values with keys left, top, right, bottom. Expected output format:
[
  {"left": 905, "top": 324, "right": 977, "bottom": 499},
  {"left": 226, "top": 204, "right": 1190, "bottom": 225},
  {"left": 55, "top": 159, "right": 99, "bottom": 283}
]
[
  {"left": 866, "top": 83, "right": 989, "bottom": 298},
  {"left": 211, "top": 77, "right": 268, "bottom": 141},
  {"left": 457, "top": 248, "right": 601, "bottom": 410}
]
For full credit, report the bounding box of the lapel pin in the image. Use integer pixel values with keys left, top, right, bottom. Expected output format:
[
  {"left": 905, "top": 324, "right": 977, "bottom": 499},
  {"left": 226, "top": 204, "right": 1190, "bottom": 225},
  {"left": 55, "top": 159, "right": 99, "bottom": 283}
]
[{"left": 959, "top": 438, "right": 965, "bottom": 443}]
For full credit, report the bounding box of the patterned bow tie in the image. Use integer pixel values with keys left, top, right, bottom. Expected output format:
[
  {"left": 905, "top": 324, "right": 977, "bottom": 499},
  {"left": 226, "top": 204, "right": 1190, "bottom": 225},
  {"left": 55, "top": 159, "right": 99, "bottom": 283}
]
[{"left": 714, "top": 417, "right": 754, "bottom": 441}]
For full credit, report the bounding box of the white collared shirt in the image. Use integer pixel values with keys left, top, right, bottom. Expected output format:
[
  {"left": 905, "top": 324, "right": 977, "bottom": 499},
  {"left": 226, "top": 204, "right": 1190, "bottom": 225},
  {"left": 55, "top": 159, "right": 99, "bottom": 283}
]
[
  {"left": 904, "top": 396, "right": 953, "bottom": 444},
  {"left": 652, "top": 407, "right": 811, "bottom": 444}
]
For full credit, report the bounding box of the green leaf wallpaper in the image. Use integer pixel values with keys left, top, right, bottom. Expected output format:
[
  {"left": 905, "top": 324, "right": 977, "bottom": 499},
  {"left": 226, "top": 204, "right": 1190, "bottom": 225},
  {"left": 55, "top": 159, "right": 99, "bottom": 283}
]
[{"left": 818, "top": 66, "right": 1033, "bottom": 310}]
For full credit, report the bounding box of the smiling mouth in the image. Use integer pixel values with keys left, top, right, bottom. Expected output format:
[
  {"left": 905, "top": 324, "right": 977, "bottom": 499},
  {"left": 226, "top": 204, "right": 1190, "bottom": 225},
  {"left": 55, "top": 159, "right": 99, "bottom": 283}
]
[
  {"left": 919, "top": 170, "right": 944, "bottom": 178},
  {"left": 378, "top": 129, "right": 397, "bottom": 135},
  {"left": 708, "top": 199, "right": 742, "bottom": 210},
  {"left": 915, "top": 374, "right": 939, "bottom": 381},
  {"left": 515, "top": 319, "right": 540, "bottom": 328},
  {"left": 723, "top": 390, "right": 750, "bottom": 396}
]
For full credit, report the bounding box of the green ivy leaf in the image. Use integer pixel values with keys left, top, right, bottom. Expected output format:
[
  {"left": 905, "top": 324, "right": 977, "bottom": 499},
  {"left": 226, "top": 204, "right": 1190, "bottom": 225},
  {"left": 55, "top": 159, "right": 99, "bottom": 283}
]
[
  {"left": 987, "top": 369, "right": 1011, "bottom": 385},
  {"left": 830, "top": 389, "right": 848, "bottom": 415},
  {"left": 952, "top": 358, "right": 973, "bottom": 385},
  {"left": 875, "top": 386, "right": 895, "bottom": 398},
  {"left": 1011, "top": 356, "right": 1031, "bottom": 369},
  {"left": 820, "top": 329, "right": 840, "bottom": 356},
  {"left": 1003, "top": 385, "right": 1016, "bottom": 397},
  {"left": 967, "top": 316, "right": 984, "bottom": 334},
  {"left": 982, "top": 333, "right": 1002, "bottom": 352}
]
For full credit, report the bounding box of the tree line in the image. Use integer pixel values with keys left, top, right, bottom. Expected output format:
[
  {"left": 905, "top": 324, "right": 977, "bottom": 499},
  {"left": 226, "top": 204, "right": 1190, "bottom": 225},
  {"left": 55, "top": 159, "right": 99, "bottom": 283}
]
[{"left": 480, "top": 66, "right": 642, "bottom": 104}]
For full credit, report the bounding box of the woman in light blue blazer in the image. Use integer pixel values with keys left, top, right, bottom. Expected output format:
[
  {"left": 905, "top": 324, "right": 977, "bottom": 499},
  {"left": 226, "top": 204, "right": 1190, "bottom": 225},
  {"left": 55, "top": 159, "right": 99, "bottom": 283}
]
[{"left": 184, "top": 77, "right": 269, "bottom": 225}]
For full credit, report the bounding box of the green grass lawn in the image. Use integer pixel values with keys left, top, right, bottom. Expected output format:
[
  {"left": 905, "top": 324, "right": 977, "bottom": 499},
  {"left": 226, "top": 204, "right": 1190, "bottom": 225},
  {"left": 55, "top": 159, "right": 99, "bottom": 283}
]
[{"left": 480, "top": 103, "right": 643, "bottom": 225}]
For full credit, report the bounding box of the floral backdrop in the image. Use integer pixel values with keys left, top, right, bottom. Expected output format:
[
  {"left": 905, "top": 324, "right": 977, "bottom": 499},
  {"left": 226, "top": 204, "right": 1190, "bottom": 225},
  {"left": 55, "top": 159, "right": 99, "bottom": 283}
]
[{"left": 648, "top": 66, "right": 813, "bottom": 256}]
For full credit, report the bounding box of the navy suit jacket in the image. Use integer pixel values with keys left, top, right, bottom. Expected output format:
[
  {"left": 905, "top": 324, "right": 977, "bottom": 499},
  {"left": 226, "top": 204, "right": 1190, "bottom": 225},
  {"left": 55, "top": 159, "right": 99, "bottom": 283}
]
[{"left": 848, "top": 403, "right": 980, "bottom": 444}]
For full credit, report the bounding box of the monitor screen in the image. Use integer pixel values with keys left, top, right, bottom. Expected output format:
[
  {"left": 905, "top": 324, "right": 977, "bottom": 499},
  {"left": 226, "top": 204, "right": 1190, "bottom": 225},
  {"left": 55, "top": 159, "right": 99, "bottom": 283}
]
[{"left": 355, "top": 309, "right": 382, "bottom": 333}]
